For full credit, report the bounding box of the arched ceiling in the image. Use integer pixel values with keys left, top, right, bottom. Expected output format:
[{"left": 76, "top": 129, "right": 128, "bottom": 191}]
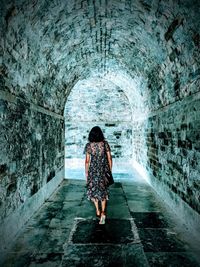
[
  {"left": 64, "top": 77, "right": 132, "bottom": 122},
  {"left": 1, "top": 0, "right": 200, "bottom": 114},
  {"left": 65, "top": 71, "right": 149, "bottom": 120}
]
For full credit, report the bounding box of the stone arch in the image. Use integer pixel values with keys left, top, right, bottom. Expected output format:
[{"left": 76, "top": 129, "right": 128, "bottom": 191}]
[{"left": 1, "top": 0, "right": 200, "bottom": 248}]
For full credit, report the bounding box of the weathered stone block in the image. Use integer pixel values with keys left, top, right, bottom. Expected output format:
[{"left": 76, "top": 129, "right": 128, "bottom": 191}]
[
  {"left": 133, "top": 95, "right": 200, "bottom": 214},
  {"left": 0, "top": 97, "right": 64, "bottom": 223}
]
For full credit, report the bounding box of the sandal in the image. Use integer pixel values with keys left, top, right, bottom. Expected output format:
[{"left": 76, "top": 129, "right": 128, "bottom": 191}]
[{"left": 99, "top": 212, "right": 106, "bottom": 224}]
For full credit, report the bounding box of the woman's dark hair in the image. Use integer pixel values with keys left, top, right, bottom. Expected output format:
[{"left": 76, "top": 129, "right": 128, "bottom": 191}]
[{"left": 88, "top": 126, "right": 105, "bottom": 142}]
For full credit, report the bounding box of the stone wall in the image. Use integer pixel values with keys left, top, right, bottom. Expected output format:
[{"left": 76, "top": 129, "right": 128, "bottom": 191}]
[
  {"left": 0, "top": 91, "right": 64, "bottom": 224},
  {"left": 65, "top": 122, "right": 132, "bottom": 159},
  {"left": 133, "top": 93, "right": 200, "bottom": 214},
  {"left": 64, "top": 78, "right": 132, "bottom": 160},
  {"left": 1, "top": 0, "right": 200, "bottom": 243}
]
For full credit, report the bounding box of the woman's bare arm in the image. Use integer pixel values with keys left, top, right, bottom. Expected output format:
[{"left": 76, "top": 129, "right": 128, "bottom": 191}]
[
  {"left": 106, "top": 150, "right": 112, "bottom": 171},
  {"left": 85, "top": 152, "right": 90, "bottom": 182}
]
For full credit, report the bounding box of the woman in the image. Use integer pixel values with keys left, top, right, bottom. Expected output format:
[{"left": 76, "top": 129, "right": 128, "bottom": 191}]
[{"left": 84, "top": 126, "right": 112, "bottom": 224}]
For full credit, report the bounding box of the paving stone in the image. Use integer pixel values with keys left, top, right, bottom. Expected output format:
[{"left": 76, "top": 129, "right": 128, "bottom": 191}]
[
  {"left": 36, "top": 228, "right": 70, "bottom": 253},
  {"left": 62, "top": 244, "right": 149, "bottom": 267},
  {"left": 55, "top": 205, "right": 81, "bottom": 219},
  {"left": 28, "top": 202, "right": 63, "bottom": 228},
  {"left": 127, "top": 199, "right": 163, "bottom": 212},
  {"left": 29, "top": 253, "right": 63, "bottom": 267},
  {"left": 2, "top": 252, "right": 36, "bottom": 267},
  {"left": 48, "top": 190, "right": 84, "bottom": 202},
  {"left": 10, "top": 227, "right": 47, "bottom": 253},
  {"left": 48, "top": 213, "right": 76, "bottom": 229},
  {"left": 62, "top": 244, "right": 124, "bottom": 267},
  {"left": 138, "top": 228, "right": 188, "bottom": 252},
  {"left": 122, "top": 183, "right": 152, "bottom": 192},
  {"left": 71, "top": 219, "right": 136, "bottom": 244},
  {"left": 122, "top": 244, "right": 149, "bottom": 267},
  {"left": 107, "top": 203, "right": 132, "bottom": 219},
  {"left": 146, "top": 252, "right": 200, "bottom": 267},
  {"left": 1, "top": 180, "right": 200, "bottom": 266},
  {"left": 131, "top": 212, "right": 172, "bottom": 228},
  {"left": 76, "top": 207, "right": 96, "bottom": 219},
  {"left": 124, "top": 190, "right": 155, "bottom": 197}
]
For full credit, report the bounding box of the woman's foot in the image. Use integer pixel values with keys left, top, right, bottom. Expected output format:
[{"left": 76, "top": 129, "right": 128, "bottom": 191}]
[{"left": 99, "top": 211, "right": 106, "bottom": 224}]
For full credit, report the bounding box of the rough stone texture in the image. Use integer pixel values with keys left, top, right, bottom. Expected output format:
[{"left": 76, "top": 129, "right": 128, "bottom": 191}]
[
  {"left": 0, "top": 0, "right": 200, "bottom": 249},
  {"left": 65, "top": 122, "right": 132, "bottom": 159},
  {"left": 65, "top": 78, "right": 132, "bottom": 123},
  {"left": 0, "top": 168, "right": 63, "bottom": 251},
  {"left": 0, "top": 93, "right": 64, "bottom": 223},
  {"left": 1, "top": 0, "right": 199, "bottom": 114},
  {"left": 133, "top": 94, "right": 200, "bottom": 214},
  {"left": 64, "top": 79, "right": 132, "bottom": 158}
]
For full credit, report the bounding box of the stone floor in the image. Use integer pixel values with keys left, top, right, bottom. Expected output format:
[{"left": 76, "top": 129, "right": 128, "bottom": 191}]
[{"left": 1, "top": 179, "right": 200, "bottom": 267}]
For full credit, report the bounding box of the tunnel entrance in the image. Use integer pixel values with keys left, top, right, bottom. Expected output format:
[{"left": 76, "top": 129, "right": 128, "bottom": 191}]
[
  {"left": 1, "top": 0, "right": 200, "bottom": 257},
  {"left": 64, "top": 76, "right": 134, "bottom": 180}
]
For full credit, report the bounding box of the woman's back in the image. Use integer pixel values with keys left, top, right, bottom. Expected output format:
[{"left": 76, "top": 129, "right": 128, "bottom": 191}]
[
  {"left": 88, "top": 141, "right": 107, "bottom": 157},
  {"left": 85, "top": 140, "right": 110, "bottom": 156}
]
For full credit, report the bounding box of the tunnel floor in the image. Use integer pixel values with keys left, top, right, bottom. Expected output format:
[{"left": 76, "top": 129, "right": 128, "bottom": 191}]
[{"left": 1, "top": 179, "right": 200, "bottom": 267}]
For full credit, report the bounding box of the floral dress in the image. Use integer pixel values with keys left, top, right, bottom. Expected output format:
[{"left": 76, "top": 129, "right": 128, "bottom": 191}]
[{"left": 84, "top": 141, "right": 111, "bottom": 201}]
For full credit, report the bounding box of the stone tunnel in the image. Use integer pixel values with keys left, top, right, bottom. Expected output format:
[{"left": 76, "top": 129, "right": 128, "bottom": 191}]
[{"left": 0, "top": 0, "right": 200, "bottom": 266}]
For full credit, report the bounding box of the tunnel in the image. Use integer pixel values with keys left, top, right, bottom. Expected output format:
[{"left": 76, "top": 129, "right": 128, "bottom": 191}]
[
  {"left": 64, "top": 75, "right": 134, "bottom": 178},
  {"left": 0, "top": 0, "right": 200, "bottom": 266}
]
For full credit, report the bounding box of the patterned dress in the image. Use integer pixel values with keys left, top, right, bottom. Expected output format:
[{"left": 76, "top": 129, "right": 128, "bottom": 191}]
[{"left": 84, "top": 140, "right": 111, "bottom": 201}]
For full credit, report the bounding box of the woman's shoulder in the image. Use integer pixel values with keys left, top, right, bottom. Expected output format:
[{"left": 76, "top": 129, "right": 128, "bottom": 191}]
[
  {"left": 104, "top": 140, "right": 111, "bottom": 151},
  {"left": 84, "top": 142, "right": 91, "bottom": 154},
  {"left": 85, "top": 142, "right": 92, "bottom": 148}
]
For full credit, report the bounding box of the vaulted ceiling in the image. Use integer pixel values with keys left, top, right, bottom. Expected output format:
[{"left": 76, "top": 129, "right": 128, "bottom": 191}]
[{"left": 1, "top": 0, "right": 200, "bottom": 115}]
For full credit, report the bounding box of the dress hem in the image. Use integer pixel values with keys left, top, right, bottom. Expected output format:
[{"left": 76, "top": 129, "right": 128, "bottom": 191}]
[{"left": 88, "top": 196, "right": 109, "bottom": 202}]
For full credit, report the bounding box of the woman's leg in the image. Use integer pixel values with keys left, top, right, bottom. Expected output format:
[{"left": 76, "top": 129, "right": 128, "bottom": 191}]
[
  {"left": 99, "top": 199, "right": 106, "bottom": 224},
  {"left": 101, "top": 199, "right": 106, "bottom": 213},
  {"left": 93, "top": 199, "right": 100, "bottom": 216}
]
